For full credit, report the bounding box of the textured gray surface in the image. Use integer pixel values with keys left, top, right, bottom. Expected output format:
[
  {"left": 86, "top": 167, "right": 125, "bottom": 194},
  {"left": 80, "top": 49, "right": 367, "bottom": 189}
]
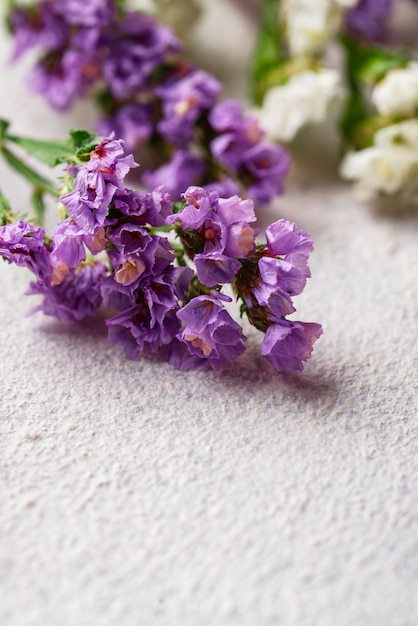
[{"left": 1, "top": 3, "right": 418, "bottom": 625}]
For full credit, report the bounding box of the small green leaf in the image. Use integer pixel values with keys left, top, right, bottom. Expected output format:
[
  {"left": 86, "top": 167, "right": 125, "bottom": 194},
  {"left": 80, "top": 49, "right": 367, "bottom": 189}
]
[{"left": 69, "top": 129, "right": 101, "bottom": 160}]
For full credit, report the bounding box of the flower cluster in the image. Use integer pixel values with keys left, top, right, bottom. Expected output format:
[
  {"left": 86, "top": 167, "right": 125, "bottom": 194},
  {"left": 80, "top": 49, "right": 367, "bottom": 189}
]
[
  {"left": 0, "top": 135, "right": 322, "bottom": 373},
  {"left": 250, "top": 0, "right": 418, "bottom": 210},
  {"left": 8, "top": 0, "right": 290, "bottom": 205}
]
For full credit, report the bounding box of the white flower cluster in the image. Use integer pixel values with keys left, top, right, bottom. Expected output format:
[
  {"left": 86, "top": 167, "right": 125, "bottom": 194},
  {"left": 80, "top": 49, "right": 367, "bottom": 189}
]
[
  {"left": 340, "top": 120, "right": 418, "bottom": 206},
  {"left": 281, "top": 0, "right": 357, "bottom": 56},
  {"left": 371, "top": 62, "right": 418, "bottom": 118},
  {"left": 259, "top": 69, "right": 347, "bottom": 142}
]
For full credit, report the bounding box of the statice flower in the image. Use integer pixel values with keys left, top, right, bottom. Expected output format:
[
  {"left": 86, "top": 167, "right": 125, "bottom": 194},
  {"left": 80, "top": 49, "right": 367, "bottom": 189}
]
[
  {"left": 262, "top": 320, "right": 323, "bottom": 372},
  {"left": 142, "top": 150, "right": 208, "bottom": 200},
  {"left": 106, "top": 270, "right": 180, "bottom": 356},
  {"left": 345, "top": 0, "right": 394, "bottom": 42},
  {"left": 54, "top": 0, "right": 116, "bottom": 27},
  {"left": 156, "top": 70, "right": 222, "bottom": 146},
  {"left": 9, "top": 0, "right": 290, "bottom": 206},
  {"left": 0, "top": 219, "right": 51, "bottom": 282},
  {"left": 28, "top": 262, "right": 107, "bottom": 323},
  {"left": 10, "top": 2, "right": 68, "bottom": 58},
  {"left": 0, "top": 130, "right": 321, "bottom": 373},
  {"left": 259, "top": 69, "right": 347, "bottom": 143},
  {"left": 282, "top": 0, "right": 357, "bottom": 57},
  {"left": 98, "top": 104, "right": 154, "bottom": 153},
  {"left": 102, "top": 12, "right": 180, "bottom": 100},
  {"left": 30, "top": 48, "right": 100, "bottom": 111},
  {"left": 371, "top": 62, "right": 418, "bottom": 118},
  {"left": 340, "top": 119, "right": 418, "bottom": 207},
  {"left": 167, "top": 186, "right": 258, "bottom": 286},
  {"left": 169, "top": 294, "right": 247, "bottom": 371}
]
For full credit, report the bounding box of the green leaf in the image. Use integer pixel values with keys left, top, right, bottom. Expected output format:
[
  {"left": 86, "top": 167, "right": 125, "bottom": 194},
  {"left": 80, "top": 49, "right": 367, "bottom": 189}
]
[
  {"left": 0, "top": 118, "right": 10, "bottom": 144},
  {"left": 6, "top": 135, "right": 74, "bottom": 167},
  {"left": 69, "top": 129, "right": 101, "bottom": 160}
]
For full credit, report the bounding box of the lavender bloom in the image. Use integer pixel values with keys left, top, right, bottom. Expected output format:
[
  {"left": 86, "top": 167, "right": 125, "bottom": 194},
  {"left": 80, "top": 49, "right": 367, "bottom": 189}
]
[
  {"left": 345, "top": 0, "right": 394, "bottom": 42},
  {"left": 243, "top": 143, "right": 291, "bottom": 205},
  {"left": 265, "top": 219, "right": 313, "bottom": 290},
  {"left": 172, "top": 295, "right": 247, "bottom": 370},
  {"left": 0, "top": 219, "right": 51, "bottom": 282},
  {"left": 210, "top": 101, "right": 265, "bottom": 173},
  {"left": 104, "top": 234, "right": 174, "bottom": 301},
  {"left": 102, "top": 12, "right": 180, "bottom": 100},
  {"left": 106, "top": 271, "right": 180, "bottom": 356},
  {"left": 98, "top": 104, "right": 153, "bottom": 153},
  {"left": 60, "top": 170, "right": 117, "bottom": 234},
  {"left": 112, "top": 187, "right": 172, "bottom": 227},
  {"left": 157, "top": 70, "right": 222, "bottom": 146},
  {"left": 31, "top": 48, "right": 100, "bottom": 110},
  {"left": 54, "top": 0, "right": 116, "bottom": 27},
  {"left": 50, "top": 219, "right": 94, "bottom": 271},
  {"left": 210, "top": 100, "right": 263, "bottom": 141},
  {"left": 27, "top": 262, "right": 106, "bottom": 323},
  {"left": 10, "top": 3, "right": 68, "bottom": 59},
  {"left": 168, "top": 187, "right": 257, "bottom": 286},
  {"left": 143, "top": 150, "right": 207, "bottom": 199},
  {"left": 86, "top": 137, "right": 137, "bottom": 189},
  {"left": 262, "top": 320, "right": 323, "bottom": 372}
]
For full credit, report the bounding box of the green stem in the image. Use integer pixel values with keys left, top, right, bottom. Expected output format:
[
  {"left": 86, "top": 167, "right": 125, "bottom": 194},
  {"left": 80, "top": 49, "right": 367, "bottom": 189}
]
[
  {"left": 0, "top": 187, "right": 15, "bottom": 226},
  {"left": 1, "top": 145, "right": 59, "bottom": 197},
  {"left": 250, "top": 0, "right": 285, "bottom": 104}
]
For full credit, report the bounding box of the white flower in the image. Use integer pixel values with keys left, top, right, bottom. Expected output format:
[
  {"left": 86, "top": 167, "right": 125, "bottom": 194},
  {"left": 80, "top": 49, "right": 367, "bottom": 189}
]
[
  {"left": 371, "top": 62, "right": 418, "bottom": 118},
  {"left": 340, "top": 120, "right": 418, "bottom": 204},
  {"left": 282, "top": 0, "right": 356, "bottom": 56},
  {"left": 259, "top": 69, "right": 347, "bottom": 142}
]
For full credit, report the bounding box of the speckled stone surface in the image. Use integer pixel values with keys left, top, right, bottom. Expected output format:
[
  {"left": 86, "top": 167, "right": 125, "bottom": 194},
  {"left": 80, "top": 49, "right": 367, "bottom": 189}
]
[{"left": 1, "top": 3, "right": 417, "bottom": 625}]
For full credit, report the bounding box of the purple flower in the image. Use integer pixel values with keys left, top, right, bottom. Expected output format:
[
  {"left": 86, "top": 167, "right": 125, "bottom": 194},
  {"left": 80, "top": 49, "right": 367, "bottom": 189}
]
[
  {"left": 143, "top": 150, "right": 207, "bottom": 200},
  {"left": 50, "top": 219, "right": 94, "bottom": 270},
  {"left": 104, "top": 234, "right": 174, "bottom": 302},
  {"left": 194, "top": 254, "right": 242, "bottom": 287},
  {"left": 157, "top": 69, "right": 222, "bottom": 146},
  {"left": 209, "top": 100, "right": 263, "bottom": 142},
  {"left": 27, "top": 262, "right": 106, "bottom": 323},
  {"left": 265, "top": 219, "right": 313, "bottom": 290},
  {"left": 345, "top": 0, "right": 394, "bottom": 42},
  {"left": 54, "top": 0, "right": 116, "bottom": 27},
  {"left": 168, "top": 188, "right": 257, "bottom": 286},
  {"left": 203, "top": 178, "right": 240, "bottom": 198},
  {"left": 106, "top": 271, "right": 180, "bottom": 356},
  {"left": 86, "top": 137, "right": 137, "bottom": 189},
  {"left": 102, "top": 12, "right": 180, "bottom": 99},
  {"left": 10, "top": 3, "right": 68, "bottom": 59},
  {"left": 0, "top": 219, "right": 51, "bottom": 282},
  {"left": 262, "top": 320, "right": 323, "bottom": 372},
  {"left": 170, "top": 295, "right": 247, "bottom": 370},
  {"left": 60, "top": 170, "right": 117, "bottom": 234},
  {"left": 112, "top": 187, "right": 172, "bottom": 227},
  {"left": 97, "top": 104, "right": 153, "bottom": 153},
  {"left": 30, "top": 48, "right": 100, "bottom": 111},
  {"left": 242, "top": 143, "right": 291, "bottom": 205}
]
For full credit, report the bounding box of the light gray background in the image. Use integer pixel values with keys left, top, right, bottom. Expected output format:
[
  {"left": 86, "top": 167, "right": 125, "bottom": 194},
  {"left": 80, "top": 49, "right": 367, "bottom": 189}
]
[{"left": 1, "top": 2, "right": 417, "bottom": 625}]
